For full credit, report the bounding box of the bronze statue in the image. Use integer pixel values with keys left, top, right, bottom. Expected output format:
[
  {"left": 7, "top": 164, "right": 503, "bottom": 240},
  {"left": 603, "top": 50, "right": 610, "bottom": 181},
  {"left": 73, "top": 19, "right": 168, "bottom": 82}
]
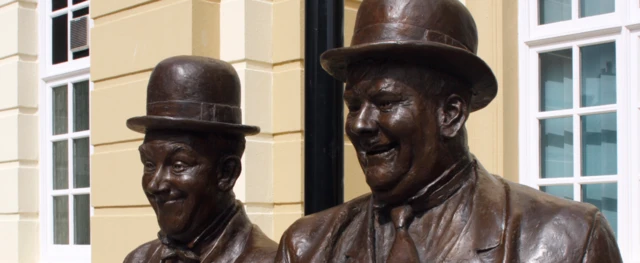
[
  {"left": 276, "top": 0, "right": 622, "bottom": 262},
  {"left": 123, "top": 56, "right": 277, "bottom": 263}
]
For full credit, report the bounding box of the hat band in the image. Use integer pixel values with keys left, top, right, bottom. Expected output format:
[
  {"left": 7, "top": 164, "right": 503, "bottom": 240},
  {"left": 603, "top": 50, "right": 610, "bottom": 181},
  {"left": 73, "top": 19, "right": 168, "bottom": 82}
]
[
  {"left": 147, "top": 101, "right": 241, "bottom": 124},
  {"left": 351, "top": 23, "right": 472, "bottom": 53}
]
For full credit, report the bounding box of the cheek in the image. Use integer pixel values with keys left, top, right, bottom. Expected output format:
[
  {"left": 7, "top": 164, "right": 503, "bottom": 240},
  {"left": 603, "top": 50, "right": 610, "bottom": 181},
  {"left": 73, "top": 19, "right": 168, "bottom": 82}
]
[{"left": 379, "top": 108, "right": 418, "bottom": 136}]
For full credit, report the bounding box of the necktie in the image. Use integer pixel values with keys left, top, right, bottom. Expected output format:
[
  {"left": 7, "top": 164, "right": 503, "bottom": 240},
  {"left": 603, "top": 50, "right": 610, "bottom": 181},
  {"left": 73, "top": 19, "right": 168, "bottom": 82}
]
[
  {"left": 159, "top": 244, "right": 201, "bottom": 263},
  {"left": 386, "top": 206, "right": 420, "bottom": 263}
]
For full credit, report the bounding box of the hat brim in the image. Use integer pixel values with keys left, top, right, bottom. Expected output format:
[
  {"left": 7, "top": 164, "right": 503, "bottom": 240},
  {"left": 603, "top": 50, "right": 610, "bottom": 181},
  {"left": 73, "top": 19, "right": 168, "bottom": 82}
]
[
  {"left": 127, "top": 116, "right": 260, "bottom": 135},
  {"left": 320, "top": 41, "right": 498, "bottom": 112}
]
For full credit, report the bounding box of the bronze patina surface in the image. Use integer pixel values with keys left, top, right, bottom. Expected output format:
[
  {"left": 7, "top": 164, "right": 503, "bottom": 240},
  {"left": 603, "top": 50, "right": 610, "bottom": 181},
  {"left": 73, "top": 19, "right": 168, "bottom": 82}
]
[
  {"left": 276, "top": 0, "right": 622, "bottom": 262},
  {"left": 123, "top": 56, "right": 277, "bottom": 263}
]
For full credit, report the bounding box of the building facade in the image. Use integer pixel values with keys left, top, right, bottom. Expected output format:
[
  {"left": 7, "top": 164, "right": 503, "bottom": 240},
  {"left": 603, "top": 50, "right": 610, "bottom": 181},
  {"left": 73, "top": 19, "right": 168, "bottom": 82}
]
[{"left": 0, "top": 0, "right": 637, "bottom": 262}]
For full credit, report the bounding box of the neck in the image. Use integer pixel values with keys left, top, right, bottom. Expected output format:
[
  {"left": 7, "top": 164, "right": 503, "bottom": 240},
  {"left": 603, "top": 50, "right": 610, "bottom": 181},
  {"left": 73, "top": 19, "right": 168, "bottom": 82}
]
[{"left": 159, "top": 199, "right": 239, "bottom": 256}]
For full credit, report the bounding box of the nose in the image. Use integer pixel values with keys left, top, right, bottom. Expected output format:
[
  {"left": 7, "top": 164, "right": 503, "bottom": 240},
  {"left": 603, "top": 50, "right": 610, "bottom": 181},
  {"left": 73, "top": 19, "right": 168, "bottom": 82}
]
[
  {"left": 144, "top": 166, "right": 170, "bottom": 198},
  {"left": 350, "top": 103, "right": 378, "bottom": 137}
]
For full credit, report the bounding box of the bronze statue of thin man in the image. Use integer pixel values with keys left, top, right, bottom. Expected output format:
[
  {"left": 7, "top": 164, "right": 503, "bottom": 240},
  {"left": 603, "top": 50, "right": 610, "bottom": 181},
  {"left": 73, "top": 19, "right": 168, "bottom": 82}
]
[{"left": 124, "top": 56, "right": 277, "bottom": 263}]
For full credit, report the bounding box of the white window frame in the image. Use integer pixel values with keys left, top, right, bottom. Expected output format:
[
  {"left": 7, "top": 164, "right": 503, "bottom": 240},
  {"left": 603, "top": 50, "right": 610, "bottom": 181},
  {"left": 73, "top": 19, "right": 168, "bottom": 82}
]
[
  {"left": 38, "top": 0, "right": 93, "bottom": 262},
  {"left": 40, "top": 74, "right": 93, "bottom": 263},
  {"left": 518, "top": 0, "right": 639, "bottom": 261}
]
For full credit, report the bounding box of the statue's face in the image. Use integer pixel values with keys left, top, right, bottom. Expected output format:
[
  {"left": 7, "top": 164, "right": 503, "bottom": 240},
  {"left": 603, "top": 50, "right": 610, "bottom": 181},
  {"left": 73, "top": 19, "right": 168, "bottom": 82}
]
[
  {"left": 344, "top": 65, "right": 442, "bottom": 205},
  {"left": 138, "top": 131, "right": 221, "bottom": 241}
]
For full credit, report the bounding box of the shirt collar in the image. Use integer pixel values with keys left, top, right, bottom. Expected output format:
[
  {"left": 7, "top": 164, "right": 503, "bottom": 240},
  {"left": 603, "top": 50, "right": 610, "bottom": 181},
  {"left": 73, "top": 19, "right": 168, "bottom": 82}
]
[
  {"left": 157, "top": 201, "right": 240, "bottom": 261},
  {"left": 373, "top": 154, "right": 473, "bottom": 213}
]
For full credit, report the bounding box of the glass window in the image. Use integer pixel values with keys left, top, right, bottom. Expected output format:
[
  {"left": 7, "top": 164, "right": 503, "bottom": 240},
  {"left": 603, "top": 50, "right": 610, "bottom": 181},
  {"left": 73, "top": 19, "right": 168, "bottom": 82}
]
[
  {"left": 540, "top": 185, "right": 574, "bottom": 200},
  {"left": 582, "top": 183, "right": 618, "bottom": 237},
  {"left": 45, "top": 79, "right": 91, "bottom": 254},
  {"left": 74, "top": 194, "right": 91, "bottom": 244},
  {"left": 539, "top": 0, "right": 571, "bottom": 25},
  {"left": 581, "top": 42, "right": 616, "bottom": 107},
  {"left": 52, "top": 14, "right": 68, "bottom": 65},
  {"left": 53, "top": 196, "right": 69, "bottom": 244},
  {"left": 581, "top": 113, "right": 617, "bottom": 176},
  {"left": 540, "top": 49, "right": 573, "bottom": 111},
  {"left": 580, "top": 0, "right": 615, "bottom": 18},
  {"left": 53, "top": 85, "right": 68, "bottom": 135},
  {"left": 540, "top": 117, "right": 574, "bottom": 178},
  {"left": 73, "top": 81, "right": 89, "bottom": 132}
]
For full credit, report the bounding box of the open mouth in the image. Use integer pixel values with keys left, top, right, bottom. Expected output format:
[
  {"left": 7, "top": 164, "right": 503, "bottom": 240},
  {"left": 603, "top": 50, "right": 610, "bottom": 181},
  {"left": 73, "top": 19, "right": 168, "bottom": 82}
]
[{"left": 365, "top": 142, "right": 399, "bottom": 156}]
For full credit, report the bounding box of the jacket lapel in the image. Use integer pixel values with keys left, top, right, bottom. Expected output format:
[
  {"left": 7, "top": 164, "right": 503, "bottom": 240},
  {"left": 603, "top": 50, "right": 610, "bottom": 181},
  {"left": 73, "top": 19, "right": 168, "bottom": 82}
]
[
  {"left": 445, "top": 161, "right": 507, "bottom": 262},
  {"left": 343, "top": 196, "right": 375, "bottom": 263}
]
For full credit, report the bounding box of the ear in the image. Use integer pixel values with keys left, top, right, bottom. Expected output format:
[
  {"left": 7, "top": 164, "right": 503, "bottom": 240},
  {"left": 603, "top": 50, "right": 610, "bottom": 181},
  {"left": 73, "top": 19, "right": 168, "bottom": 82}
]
[
  {"left": 437, "top": 94, "right": 468, "bottom": 138},
  {"left": 216, "top": 155, "right": 242, "bottom": 192}
]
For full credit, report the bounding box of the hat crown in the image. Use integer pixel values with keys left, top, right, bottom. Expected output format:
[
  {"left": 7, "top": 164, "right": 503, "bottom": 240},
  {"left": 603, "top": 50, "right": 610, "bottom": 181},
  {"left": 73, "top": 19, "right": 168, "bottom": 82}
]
[
  {"left": 352, "top": 0, "right": 478, "bottom": 54},
  {"left": 147, "top": 56, "right": 241, "bottom": 107}
]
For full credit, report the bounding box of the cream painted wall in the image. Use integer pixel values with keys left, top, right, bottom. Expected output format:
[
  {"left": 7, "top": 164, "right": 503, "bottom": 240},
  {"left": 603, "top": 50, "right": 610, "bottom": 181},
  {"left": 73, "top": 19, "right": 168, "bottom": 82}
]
[
  {"left": 88, "top": 0, "right": 518, "bottom": 261},
  {"left": 0, "top": 1, "right": 39, "bottom": 262}
]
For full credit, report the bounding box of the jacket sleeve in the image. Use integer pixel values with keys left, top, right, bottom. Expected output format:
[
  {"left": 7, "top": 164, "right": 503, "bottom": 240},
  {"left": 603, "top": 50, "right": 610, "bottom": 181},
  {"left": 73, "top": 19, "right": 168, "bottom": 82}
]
[{"left": 581, "top": 212, "right": 622, "bottom": 263}]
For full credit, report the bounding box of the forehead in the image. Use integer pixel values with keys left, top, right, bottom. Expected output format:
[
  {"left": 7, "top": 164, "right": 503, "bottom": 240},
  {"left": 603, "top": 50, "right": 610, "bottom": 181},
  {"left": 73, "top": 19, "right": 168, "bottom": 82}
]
[
  {"left": 140, "top": 130, "right": 207, "bottom": 151},
  {"left": 345, "top": 63, "right": 427, "bottom": 95}
]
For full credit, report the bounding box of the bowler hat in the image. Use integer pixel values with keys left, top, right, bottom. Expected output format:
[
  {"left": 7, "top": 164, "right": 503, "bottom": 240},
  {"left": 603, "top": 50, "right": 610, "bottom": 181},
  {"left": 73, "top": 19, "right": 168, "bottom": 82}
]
[
  {"left": 127, "top": 56, "right": 260, "bottom": 135},
  {"left": 321, "top": 0, "right": 498, "bottom": 111}
]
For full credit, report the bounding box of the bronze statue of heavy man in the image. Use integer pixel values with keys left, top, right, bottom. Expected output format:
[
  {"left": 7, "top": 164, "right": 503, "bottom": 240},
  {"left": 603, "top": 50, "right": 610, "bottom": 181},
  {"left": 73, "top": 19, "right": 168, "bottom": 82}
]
[
  {"left": 276, "top": 0, "right": 622, "bottom": 262},
  {"left": 124, "top": 56, "right": 277, "bottom": 263}
]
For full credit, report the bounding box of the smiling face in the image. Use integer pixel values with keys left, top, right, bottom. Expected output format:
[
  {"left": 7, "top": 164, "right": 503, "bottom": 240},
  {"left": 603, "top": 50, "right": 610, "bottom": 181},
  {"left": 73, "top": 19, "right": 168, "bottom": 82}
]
[
  {"left": 138, "top": 131, "right": 230, "bottom": 242},
  {"left": 344, "top": 63, "right": 467, "bottom": 206}
]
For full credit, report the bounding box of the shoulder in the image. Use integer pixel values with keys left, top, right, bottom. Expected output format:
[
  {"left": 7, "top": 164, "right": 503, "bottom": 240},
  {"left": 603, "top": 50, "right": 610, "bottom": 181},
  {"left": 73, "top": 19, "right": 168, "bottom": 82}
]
[
  {"left": 236, "top": 225, "right": 278, "bottom": 263},
  {"left": 276, "top": 194, "right": 370, "bottom": 261},
  {"left": 497, "top": 177, "right": 619, "bottom": 261},
  {"left": 123, "top": 239, "right": 162, "bottom": 263},
  {"left": 503, "top": 178, "right": 600, "bottom": 227}
]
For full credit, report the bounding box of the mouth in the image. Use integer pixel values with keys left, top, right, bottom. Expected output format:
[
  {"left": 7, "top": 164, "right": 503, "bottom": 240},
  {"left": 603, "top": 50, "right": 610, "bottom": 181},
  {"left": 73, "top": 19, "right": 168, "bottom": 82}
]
[
  {"left": 364, "top": 142, "right": 399, "bottom": 157},
  {"left": 152, "top": 196, "right": 186, "bottom": 206}
]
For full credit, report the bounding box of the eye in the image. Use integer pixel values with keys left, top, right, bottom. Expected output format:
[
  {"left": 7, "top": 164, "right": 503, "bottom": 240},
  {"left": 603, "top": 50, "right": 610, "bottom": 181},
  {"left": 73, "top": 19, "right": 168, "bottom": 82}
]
[
  {"left": 143, "top": 161, "right": 156, "bottom": 171},
  {"left": 347, "top": 102, "right": 362, "bottom": 112},
  {"left": 172, "top": 161, "right": 188, "bottom": 173},
  {"left": 377, "top": 101, "right": 394, "bottom": 111}
]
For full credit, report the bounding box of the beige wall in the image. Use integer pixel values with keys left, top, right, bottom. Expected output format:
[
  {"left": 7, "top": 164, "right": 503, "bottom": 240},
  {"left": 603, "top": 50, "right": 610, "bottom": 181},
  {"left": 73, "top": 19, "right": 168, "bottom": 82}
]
[{"left": 0, "top": 0, "right": 40, "bottom": 262}]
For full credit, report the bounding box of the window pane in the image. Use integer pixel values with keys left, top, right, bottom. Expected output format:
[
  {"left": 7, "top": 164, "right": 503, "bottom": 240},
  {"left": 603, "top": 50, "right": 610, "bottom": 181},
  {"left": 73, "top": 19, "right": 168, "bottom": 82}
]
[
  {"left": 581, "top": 113, "right": 617, "bottom": 176},
  {"left": 539, "top": 0, "right": 571, "bottom": 25},
  {"left": 52, "top": 85, "right": 68, "bottom": 135},
  {"left": 53, "top": 196, "right": 69, "bottom": 244},
  {"left": 540, "top": 185, "right": 573, "bottom": 200},
  {"left": 53, "top": 141, "right": 69, "bottom": 190},
  {"left": 581, "top": 42, "right": 616, "bottom": 107},
  {"left": 73, "top": 81, "right": 89, "bottom": 132},
  {"left": 73, "top": 138, "right": 90, "bottom": 188},
  {"left": 72, "top": 0, "right": 87, "bottom": 4},
  {"left": 72, "top": 7, "right": 89, "bottom": 18},
  {"left": 52, "top": 14, "right": 68, "bottom": 65},
  {"left": 73, "top": 49, "right": 90, "bottom": 60},
  {"left": 581, "top": 183, "right": 617, "bottom": 237},
  {"left": 540, "top": 49, "right": 573, "bottom": 111},
  {"left": 52, "top": 0, "right": 66, "bottom": 11},
  {"left": 580, "top": 0, "right": 614, "bottom": 18},
  {"left": 74, "top": 194, "right": 91, "bottom": 245},
  {"left": 541, "top": 117, "right": 573, "bottom": 178}
]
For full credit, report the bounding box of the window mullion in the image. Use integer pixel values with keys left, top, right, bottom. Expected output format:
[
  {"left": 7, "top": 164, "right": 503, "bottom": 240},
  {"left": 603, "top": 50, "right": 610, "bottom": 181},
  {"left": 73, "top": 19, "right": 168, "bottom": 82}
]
[
  {"left": 571, "top": 0, "right": 579, "bottom": 20},
  {"left": 572, "top": 44, "right": 581, "bottom": 202}
]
